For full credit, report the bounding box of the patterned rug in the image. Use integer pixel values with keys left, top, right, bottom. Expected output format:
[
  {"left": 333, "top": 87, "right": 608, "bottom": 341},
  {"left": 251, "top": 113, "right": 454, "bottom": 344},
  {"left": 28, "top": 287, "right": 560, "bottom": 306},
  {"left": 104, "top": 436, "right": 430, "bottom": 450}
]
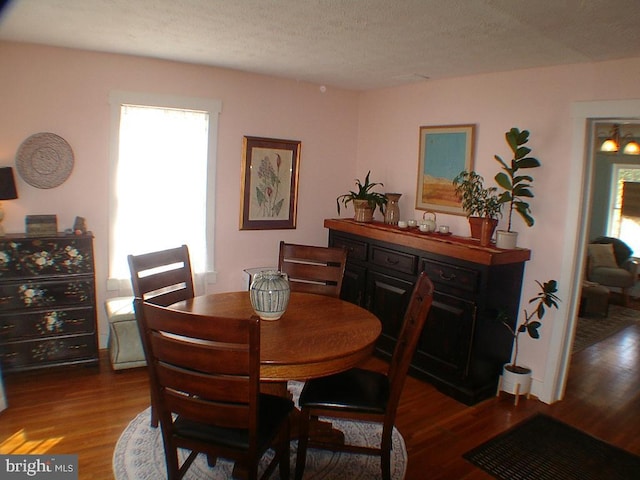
[
  {"left": 113, "top": 382, "right": 406, "bottom": 480},
  {"left": 463, "top": 414, "right": 640, "bottom": 480},
  {"left": 573, "top": 304, "right": 640, "bottom": 353}
]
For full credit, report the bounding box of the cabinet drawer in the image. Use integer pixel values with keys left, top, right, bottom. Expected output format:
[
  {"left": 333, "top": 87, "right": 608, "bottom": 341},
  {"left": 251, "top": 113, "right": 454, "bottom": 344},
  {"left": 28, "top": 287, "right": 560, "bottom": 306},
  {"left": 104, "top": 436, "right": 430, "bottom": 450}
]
[
  {"left": 0, "top": 307, "right": 95, "bottom": 341},
  {"left": 0, "top": 334, "right": 98, "bottom": 371},
  {"left": 422, "top": 259, "right": 479, "bottom": 294},
  {"left": 0, "top": 236, "right": 94, "bottom": 280},
  {"left": 0, "top": 279, "right": 94, "bottom": 312},
  {"left": 332, "top": 235, "right": 368, "bottom": 261},
  {"left": 371, "top": 246, "right": 417, "bottom": 275}
]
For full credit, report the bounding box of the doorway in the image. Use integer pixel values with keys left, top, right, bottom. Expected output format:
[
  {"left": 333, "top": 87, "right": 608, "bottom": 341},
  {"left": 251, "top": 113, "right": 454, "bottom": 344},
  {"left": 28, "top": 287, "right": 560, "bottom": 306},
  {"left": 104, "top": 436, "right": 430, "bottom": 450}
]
[{"left": 547, "top": 100, "right": 640, "bottom": 405}]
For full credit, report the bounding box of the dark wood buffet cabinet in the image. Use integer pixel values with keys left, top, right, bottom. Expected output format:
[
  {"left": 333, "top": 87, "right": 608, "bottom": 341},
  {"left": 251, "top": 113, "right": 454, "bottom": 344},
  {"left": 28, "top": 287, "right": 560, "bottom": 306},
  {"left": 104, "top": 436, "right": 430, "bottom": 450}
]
[
  {"left": 0, "top": 233, "right": 98, "bottom": 373},
  {"left": 325, "top": 219, "right": 531, "bottom": 405}
]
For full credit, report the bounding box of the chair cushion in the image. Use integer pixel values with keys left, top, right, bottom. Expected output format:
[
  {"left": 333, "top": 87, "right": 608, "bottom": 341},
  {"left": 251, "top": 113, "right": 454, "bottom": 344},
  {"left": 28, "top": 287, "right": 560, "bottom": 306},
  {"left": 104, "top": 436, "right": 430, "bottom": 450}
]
[
  {"left": 173, "top": 394, "right": 293, "bottom": 451},
  {"left": 298, "top": 368, "right": 389, "bottom": 414},
  {"left": 588, "top": 243, "right": 618, "bottom": 269},
  {"left": 589, "top": 266, "right": 635, "bottom": 288}
]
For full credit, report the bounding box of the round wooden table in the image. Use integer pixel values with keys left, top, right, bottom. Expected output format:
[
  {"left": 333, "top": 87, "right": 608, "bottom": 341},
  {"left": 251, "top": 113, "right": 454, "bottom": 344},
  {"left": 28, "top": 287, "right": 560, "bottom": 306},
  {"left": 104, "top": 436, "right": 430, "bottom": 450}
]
[{"left": 170, "top": 291, "right": 382, "bottom": 382}]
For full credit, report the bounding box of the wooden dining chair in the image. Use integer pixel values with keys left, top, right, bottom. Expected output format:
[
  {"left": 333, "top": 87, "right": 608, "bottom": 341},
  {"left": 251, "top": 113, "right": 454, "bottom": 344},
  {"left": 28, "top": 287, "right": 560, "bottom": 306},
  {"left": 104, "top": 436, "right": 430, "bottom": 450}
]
[
  {"left": 128, "top": 244, "right": 195, "bottom": 427},
  {"left": 134, "top": 299, "right": 294, "bottom": 480},
  {"left": 294, "top": 271, "right": 434, "bottom": 480},
  {"left": 278, "top": 241, "right": 347, "bottom": 298}
]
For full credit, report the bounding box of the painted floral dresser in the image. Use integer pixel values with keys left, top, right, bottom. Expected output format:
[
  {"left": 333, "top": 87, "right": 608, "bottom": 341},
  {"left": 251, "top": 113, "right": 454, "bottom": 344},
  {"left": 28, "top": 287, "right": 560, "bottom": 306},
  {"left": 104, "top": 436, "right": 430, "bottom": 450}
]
[{"left": 0, "top": 233, "right": 98, "bottom": 372}]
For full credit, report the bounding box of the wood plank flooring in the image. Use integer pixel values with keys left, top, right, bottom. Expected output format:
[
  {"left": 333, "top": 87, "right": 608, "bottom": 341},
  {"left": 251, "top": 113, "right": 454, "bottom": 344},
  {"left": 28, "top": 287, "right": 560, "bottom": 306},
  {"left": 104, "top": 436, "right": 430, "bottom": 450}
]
[{"left": 1, "top": 322, "right": 639, "bottom": 479}]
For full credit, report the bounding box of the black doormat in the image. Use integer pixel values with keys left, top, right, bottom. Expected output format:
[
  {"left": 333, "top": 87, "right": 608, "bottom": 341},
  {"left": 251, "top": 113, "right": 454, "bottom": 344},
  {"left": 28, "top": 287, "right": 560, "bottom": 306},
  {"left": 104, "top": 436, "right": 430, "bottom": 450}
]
[{"left": 463, "top": 414, "right": 640, "bottom": 480}]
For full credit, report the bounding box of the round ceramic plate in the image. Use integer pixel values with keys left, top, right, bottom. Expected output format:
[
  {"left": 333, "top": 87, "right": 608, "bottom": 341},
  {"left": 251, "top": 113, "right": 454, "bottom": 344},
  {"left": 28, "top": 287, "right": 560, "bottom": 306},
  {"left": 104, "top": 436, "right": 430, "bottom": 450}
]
[{"left": 15, "top": 132, "right": 74, "bottom": 189}]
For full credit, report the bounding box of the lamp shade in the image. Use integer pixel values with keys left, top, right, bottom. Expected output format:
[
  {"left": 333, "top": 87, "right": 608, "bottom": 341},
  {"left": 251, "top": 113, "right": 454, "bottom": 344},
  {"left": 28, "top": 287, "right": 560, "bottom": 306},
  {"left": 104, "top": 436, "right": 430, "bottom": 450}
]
[{"left": 0, "top": 167, "right": 18, "bottom": 201}]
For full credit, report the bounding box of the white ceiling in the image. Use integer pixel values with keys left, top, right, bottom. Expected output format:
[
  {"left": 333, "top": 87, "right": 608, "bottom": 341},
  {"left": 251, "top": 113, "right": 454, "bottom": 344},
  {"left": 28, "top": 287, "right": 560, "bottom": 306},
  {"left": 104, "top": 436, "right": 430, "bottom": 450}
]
[{"left": 1, "top": 0, "right": 640, "bottom": 91}]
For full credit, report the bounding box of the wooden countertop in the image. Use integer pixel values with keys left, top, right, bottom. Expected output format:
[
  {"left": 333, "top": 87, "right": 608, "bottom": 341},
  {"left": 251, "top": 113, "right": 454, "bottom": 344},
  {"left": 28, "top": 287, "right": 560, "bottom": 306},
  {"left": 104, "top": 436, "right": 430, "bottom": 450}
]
[{"left": 324, "top": 218, "right": 531, "bottom": 266}]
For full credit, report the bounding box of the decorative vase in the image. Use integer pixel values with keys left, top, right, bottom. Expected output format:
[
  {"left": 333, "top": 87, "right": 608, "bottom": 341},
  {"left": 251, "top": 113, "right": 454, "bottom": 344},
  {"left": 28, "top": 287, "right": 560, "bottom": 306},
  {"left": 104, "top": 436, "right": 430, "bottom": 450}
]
[
  {"left": 353, "top": 199, "right": 374, "bottom": 223},
  {"left": 249, "top": 270, "right": 290, "bottom": 321},
  {"left": 495, "top": 230, "right": 518, "bottom": 249},
  {"left": 383, "top": 193, "right": 402, "bottom": 225}
]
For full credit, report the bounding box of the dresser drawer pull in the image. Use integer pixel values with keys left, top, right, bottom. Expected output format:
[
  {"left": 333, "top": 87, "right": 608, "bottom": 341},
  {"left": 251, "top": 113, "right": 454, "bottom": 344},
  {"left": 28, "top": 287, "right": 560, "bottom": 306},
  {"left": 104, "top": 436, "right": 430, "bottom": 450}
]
[
  {"left": 0, "top": 352, "right": 18, "bottom": 359},
  {"left": 0, "top": 323, "right": 16, "bottom": 333},
  {"left": 68, "top": 344, "right": 88, "bottom": 350},
  {"left": 437, "top": 269, "right": 457, "bottom": 281},
  {"left": 385, "top": 256, "right": 400, "bottom": 265},
  {"left": 65, "top": 318, "right": 86, "bottom": 325}
]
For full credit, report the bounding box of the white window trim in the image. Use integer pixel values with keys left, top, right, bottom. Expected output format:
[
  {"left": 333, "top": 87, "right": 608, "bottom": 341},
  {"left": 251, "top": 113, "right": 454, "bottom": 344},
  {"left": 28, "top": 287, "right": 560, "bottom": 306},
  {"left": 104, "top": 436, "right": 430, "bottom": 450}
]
[{"left": 107, "top": 91, "right": 222, "bottom": 291}]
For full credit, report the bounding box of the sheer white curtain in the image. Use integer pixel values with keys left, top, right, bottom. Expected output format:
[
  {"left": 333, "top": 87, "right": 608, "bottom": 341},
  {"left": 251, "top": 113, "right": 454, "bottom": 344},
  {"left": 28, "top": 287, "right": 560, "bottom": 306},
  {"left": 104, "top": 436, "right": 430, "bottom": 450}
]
[{"left": 109, "top": 101, "right": 213, "bottom": 290}]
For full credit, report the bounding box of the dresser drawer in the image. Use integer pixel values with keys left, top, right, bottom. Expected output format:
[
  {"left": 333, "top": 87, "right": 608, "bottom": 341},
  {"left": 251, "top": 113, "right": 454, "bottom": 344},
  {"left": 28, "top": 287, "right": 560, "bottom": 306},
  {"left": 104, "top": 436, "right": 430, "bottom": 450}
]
[
  {"left": 0, "top": 307, "right": 95, "bottom": 341},
  {"left": 370, "top": 246, "right": 417, "bottom": 275},
  {"left": 0, "top": 236, "right": 94, "bottom": 280},
  {"left": 0, "top": 334, "right": 98, "bottom": 371},
  {"left": 422, "top": 259, "right": 479, "bottom": 294},
  {"left": 0, "top": 279, "right": 95, "bottom": 312},
  {"left": 332, "top": 235, "right": 368, "bottom": 261}
]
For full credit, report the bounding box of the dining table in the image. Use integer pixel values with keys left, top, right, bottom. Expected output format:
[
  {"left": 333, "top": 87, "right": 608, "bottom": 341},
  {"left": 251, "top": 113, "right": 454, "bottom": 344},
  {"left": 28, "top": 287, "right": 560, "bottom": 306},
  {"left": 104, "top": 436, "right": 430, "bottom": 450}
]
[{"left": 170, "top": 290, "right": 382, "bottom": 386}]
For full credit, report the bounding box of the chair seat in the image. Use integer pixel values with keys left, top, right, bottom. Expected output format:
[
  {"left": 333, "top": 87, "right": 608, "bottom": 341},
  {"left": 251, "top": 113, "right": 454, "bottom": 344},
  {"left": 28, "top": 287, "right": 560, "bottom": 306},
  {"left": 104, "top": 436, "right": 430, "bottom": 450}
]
[
  {"left": 175, "top": 394, "right": 294, "bottom": 451},
  {"left": 590, "top": 266, "right": 635, "bottom": 288},
  {"left": 299, "top": 368, "right": 389, "bottom": 414}
]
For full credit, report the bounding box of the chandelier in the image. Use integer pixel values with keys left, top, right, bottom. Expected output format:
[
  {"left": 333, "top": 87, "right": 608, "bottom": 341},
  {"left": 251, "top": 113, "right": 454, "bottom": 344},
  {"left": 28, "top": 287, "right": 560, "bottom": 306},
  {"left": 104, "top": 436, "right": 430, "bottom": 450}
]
[{"left": 600, "top": 124, "right": 640, "bottom": 155}]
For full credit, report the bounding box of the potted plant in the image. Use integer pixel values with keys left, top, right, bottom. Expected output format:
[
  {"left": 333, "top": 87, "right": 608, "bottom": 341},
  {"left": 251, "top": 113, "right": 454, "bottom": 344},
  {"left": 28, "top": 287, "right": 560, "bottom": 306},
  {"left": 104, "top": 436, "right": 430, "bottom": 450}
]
[
  {"left": 336, "top": 171, "right": 388, "bottom": 223},
  {"left": 493, "top": 127, "right": 541, "bottom": 248},
  {"left": 452, "top": 170, "right": 502, "bottom": 240},
  {"left": 497, "top": 279, "right": 561, "bottom": 401}
]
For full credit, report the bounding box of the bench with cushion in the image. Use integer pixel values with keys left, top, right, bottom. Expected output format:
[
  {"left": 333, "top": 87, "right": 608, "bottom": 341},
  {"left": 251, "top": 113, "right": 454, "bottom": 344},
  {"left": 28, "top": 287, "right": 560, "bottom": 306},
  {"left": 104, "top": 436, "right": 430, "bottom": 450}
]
[{"left": 105, "top": 296, "right": 146, "bottom": 370}]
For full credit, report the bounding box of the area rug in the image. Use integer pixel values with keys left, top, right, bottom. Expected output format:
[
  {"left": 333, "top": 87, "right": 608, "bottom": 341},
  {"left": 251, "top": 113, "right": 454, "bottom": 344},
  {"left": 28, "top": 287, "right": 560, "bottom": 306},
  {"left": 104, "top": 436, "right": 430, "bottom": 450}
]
[
  {"left": 573, "top": 304, "right": 640, "bottom": 353},
  {"left": 113, "top": 382, "right": 406, "bottom": 480},
  {"left": 463, "top": 414, "right": 640, "bottom": 480}
]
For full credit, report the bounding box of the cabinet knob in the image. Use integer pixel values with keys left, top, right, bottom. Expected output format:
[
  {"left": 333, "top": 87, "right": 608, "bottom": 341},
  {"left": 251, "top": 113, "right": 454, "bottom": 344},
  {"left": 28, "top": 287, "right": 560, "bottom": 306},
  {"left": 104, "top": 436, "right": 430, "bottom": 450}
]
[{"left": 437, "top": 269, "right": 456, "bottom": 281}]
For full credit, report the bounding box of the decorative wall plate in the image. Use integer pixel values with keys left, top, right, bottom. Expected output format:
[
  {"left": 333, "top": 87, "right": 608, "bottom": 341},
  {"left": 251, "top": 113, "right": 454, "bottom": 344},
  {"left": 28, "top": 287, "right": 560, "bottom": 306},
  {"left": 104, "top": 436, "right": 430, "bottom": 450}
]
[{"left": 15, "top": 132, "right": 74, "bottom": 189}]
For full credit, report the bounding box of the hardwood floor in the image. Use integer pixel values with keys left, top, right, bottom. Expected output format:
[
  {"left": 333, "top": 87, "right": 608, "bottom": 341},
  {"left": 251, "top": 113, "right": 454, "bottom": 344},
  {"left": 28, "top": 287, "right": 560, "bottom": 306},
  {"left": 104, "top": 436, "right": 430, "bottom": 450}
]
[{"left": 1, "top": 322, "right": 639, "bottom": 479}]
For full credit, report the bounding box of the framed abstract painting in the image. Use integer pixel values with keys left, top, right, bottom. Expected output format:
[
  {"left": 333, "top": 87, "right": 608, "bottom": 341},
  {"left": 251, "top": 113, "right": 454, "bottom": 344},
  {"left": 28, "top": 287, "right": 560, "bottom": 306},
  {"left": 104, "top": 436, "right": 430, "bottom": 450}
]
[{"left": 416, "top": 124, "right": 475, "bottom": 215}]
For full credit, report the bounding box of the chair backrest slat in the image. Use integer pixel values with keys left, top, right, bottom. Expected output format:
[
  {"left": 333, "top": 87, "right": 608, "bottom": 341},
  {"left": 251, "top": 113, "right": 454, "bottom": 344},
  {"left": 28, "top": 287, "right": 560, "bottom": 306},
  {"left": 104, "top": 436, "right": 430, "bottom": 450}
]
[
  {"left": 128, "top": 245, "right": 195, "bottom": 305},
  {"left": 278, "top": 241, "right": 347, "bottom": 298}
]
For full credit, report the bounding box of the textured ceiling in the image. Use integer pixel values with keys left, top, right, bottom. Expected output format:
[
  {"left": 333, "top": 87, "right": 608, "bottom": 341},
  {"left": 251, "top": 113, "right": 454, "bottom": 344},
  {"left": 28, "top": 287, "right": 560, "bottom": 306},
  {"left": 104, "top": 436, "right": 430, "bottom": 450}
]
[{"left": 1, "top": 0, "right": 640, "bottom": 91}]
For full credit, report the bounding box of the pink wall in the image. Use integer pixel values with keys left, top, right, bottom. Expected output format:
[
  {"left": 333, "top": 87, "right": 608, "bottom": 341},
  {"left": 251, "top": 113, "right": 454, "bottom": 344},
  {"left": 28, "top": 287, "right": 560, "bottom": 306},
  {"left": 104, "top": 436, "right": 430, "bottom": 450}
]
[{"left": 0, "top": 42, "right": 360, "bottom": 348}]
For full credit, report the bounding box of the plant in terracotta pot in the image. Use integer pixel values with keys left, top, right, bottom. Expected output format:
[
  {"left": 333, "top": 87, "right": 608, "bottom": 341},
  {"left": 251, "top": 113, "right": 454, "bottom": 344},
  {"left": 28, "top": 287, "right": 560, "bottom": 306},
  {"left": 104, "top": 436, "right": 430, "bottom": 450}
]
[
  {"left": 336, "top": 171, "right": 387, "bottom": 223},
  {"left": 452, "top": 170, "right": 502, "bottom": 240},
  {"left": 493, "top": 127, "right": 541, "bottom": 248},
  {"left": 497, "top": 279, "right": 560, "bottom": 402}
]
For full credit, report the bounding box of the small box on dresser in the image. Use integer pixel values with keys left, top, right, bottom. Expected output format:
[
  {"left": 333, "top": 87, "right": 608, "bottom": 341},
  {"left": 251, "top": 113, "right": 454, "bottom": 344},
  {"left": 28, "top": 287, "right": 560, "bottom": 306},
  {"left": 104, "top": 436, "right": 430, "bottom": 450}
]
[{"left": 0, "top": 233, "right": 98, "bottom": 372}]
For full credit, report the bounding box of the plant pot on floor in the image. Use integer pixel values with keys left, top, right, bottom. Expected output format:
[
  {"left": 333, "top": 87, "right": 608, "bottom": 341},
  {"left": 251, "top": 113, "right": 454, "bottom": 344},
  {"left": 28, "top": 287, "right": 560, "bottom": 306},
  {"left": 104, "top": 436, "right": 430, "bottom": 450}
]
[
  {"left": 496, "top": 364, "right": 532, "bottom": 405},
  {"left": 495, "top": 230, "right": 518, "bottom": 249}
]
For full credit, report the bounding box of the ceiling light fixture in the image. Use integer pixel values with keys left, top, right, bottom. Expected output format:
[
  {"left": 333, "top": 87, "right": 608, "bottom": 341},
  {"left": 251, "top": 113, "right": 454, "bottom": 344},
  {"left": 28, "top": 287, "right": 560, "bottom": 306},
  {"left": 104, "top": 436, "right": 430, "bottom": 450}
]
[{"left": 600, "top": 124, "right": 640, "bottom": 155}]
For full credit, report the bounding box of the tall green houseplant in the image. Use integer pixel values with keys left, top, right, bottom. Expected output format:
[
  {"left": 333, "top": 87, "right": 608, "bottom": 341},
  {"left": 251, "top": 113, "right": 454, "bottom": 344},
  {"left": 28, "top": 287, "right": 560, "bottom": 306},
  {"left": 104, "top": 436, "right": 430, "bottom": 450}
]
[{"left": 494, "top": 127, "right": 541, "bottom": 232}]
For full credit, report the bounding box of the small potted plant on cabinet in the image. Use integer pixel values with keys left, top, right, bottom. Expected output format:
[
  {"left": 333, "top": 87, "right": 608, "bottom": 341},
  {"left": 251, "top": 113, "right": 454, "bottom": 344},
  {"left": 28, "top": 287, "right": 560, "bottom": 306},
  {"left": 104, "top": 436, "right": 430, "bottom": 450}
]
[
  {"left": 493, "top": 127, "right": 541, "bottom": 249},
  {"left": 497, "top": 279, "right": 561, "bottom": 404},
  {"left": 336, "top": 171, "right": 388, "bottom": 223},
  {"left": 452, "top": 170, "right": 502, "bottom": 240}
]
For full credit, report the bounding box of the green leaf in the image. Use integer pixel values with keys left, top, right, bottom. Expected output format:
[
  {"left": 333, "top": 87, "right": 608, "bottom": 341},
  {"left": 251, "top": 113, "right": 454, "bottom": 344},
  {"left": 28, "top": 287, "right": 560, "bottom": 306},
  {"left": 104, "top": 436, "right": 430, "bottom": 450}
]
[
  {"left": 515, "top": 146, "right": 531, "bottom": 159},
  {"left": 517, "top": 157, "right": 541, "bottom": 168},
  {"left": 495, "top": 172, "right": 512, "bottom": 190}
]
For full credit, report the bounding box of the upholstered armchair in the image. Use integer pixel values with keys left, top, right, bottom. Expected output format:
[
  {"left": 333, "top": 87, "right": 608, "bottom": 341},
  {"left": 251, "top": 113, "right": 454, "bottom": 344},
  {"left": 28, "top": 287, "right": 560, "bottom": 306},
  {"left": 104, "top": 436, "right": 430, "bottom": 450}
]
[{"left": 587, "top": 237, "right": 638, "bottom": 305}]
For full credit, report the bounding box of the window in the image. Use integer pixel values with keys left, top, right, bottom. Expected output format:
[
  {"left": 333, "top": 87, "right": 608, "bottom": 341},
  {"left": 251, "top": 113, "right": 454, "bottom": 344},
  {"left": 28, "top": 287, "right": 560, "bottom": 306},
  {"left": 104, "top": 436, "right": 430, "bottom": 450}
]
[
  {"left": 108, "top": 92, "right": 221, "bottom": 293},
  {"left": 608, "top": 164, "right": 640, "bottom": 256}
]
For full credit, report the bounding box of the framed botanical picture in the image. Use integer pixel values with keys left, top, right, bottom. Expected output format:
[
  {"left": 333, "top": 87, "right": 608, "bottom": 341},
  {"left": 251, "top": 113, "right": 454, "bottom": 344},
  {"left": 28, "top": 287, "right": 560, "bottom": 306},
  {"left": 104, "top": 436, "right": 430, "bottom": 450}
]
[
  {"left": 416, "top": 124, "right": 475, "bottom": 215},
  {"left": 240, "top": 136, "right": 301, "bottom": 230}
]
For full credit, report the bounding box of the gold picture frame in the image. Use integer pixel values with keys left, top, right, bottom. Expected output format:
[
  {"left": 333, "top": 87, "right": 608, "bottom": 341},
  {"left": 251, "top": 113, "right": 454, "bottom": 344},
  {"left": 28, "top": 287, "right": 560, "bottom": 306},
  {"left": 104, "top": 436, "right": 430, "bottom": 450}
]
[
  {"left": 240, "top": 136, "right": 301, "bottom": 230},
  {"left": 416, "top": 124, "right": 475, "bottom": 215}
]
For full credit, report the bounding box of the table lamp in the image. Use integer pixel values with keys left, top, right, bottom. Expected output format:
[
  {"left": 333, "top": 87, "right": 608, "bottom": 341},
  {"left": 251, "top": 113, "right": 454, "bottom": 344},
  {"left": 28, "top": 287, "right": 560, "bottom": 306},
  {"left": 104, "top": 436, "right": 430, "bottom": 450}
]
[{"left": 0, "top": 167, "right": 18, "bottom": 236}]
